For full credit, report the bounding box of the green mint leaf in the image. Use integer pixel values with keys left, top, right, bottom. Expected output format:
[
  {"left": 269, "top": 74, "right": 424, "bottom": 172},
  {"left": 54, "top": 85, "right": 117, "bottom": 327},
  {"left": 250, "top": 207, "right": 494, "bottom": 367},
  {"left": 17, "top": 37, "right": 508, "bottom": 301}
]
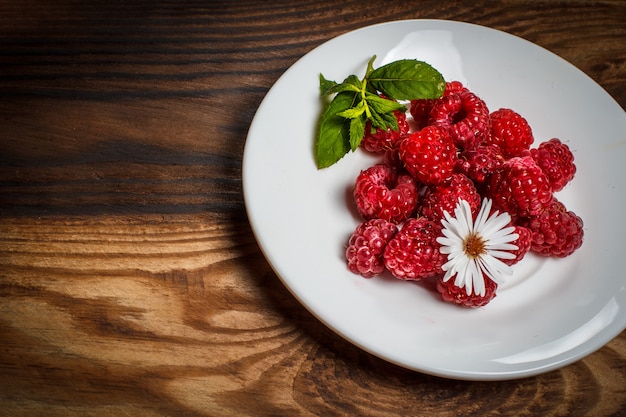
[
  {"left": 331, "top": 75, "right": 362, "bottom": 94},
  {"left": 319, "top": 73, "right": 338, "bottom": 95},
  {"left": 365, "top": 93, "right": 406, "bottom": 114},
  {"left": 349, "top": 114, "right": 366, "bottom": 151},
  {"left": 316, "top": 91, "right": 359, "bottom": 168},
  {"left": 367, "top": 106, "right": 388, "bottom": 131},
  {"left": 342, "top": 74, "right": 363, "bottom": 90},
  {"left": 369, "top": 59, "right": 445, "bottom": 100},
  {"left": 377, "top": 109, "right": 399, "bottom": 131},
  {"left": 366, "top": 104, "right": 400, "bottom": 132},
  {"left": 337, "top": 99, "right": 366, "bottom": 119},
  {"left": 320, "top": 74, "right": 362, "bottom": 96}
]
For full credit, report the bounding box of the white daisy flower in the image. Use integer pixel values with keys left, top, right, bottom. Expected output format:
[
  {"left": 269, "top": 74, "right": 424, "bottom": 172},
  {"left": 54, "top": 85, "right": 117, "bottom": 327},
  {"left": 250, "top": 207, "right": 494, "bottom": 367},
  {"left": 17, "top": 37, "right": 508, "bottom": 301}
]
[{"left": 437, "top": 198, "right": 519, "bottom": 297}]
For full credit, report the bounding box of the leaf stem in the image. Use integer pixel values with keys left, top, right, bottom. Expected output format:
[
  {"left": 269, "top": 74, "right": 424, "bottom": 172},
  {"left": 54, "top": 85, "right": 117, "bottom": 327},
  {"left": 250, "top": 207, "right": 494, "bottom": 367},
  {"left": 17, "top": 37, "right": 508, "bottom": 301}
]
[{"left": 361, "top": 81, "right": 371, "bottom": 119}]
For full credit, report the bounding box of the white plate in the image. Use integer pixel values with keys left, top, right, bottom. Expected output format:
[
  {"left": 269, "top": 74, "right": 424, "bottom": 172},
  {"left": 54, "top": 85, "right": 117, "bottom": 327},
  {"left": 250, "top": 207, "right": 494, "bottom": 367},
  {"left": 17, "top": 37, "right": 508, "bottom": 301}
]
[{"left": 242, "top": 20, "right": 626, "bottom": 380}]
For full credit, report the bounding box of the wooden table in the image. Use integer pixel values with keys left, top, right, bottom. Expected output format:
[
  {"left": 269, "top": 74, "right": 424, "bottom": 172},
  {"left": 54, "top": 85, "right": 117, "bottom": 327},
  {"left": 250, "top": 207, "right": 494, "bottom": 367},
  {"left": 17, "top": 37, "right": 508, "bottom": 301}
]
[{"left": 1, "top": 1, "right": 625, "bottom": 415}]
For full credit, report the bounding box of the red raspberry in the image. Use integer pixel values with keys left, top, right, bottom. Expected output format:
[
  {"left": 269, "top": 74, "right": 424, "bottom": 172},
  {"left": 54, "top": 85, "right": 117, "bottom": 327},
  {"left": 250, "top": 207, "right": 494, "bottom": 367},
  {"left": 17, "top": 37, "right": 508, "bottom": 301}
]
[
  {"left": 361, "top": 109, "right": 410, "bottom": 153},
  {"left": 486, "top": 108, "right": 534, "bottom": 158},
  {"left": 455, "top": 143, "right": 505, "bottom": 185},
  {"left": 409, "top": 81, "right": 469, "bottom": 130},
  {"left": 383, "top": 217, "right": 445, "bottom": 280},
  {"left": 353, "top": 164, "right": 418, "bottom": 224},
  {"left": 529, "top": 138, "right": 576, "bottom": 192},
  {"left": 436, "top": 275, "right": 498, "bottom": 307},
  {"left": 409, "top": 98, "right": 437, "bottom": 131},
  {"left": 346, "top": 219, "right": 398, "bottom": 277},
  {"left": 503, "top": 225, "right": 532, "bottom": 266},
  {"left": 399, "top": 126, "right": 457, "bottom": 185},
  {"left": 486, "top": 156, "right": 553, "bottom": 218},
  {"left": 428, "top": 91, "right": 490, "bottom": 150},
  {"left": 419, "top": 173, "right": 481, "bottom": 223},
  {"left": 382, "top": 138, "right": 404, "bottom": 169},
  {"left": 520, "top": 199, "right": 584, "bottom": 257},
  {"left": 443, "top": 80, "right": 469, "bottom": 96}
]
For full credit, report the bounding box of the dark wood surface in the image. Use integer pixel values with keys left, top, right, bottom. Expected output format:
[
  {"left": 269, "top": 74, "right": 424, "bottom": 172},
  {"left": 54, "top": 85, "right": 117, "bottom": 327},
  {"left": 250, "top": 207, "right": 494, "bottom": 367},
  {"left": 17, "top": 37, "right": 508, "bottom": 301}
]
[{"left": 1, "top": 1, "right": 625, "bottom": 416}]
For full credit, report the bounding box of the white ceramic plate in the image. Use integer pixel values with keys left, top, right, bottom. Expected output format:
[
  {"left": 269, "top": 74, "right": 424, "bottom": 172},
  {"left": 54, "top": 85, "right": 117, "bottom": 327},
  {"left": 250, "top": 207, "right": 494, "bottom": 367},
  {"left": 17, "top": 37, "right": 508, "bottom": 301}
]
[{"left": 242, "top": 20, "right": 626, "bottom": 380}]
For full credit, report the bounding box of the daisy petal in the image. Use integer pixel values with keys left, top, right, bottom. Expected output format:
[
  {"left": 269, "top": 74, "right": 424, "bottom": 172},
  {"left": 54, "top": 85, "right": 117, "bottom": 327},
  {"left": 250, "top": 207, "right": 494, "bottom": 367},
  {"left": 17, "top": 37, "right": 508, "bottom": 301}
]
[
  {"left": 481, "top": 213, "right": 512, "bottom": 237},
  {"left": 473, "top": 267, "right": 486, "bottom": 297},
  {"left": 488, "top": 250, "right": 517, "bottom": 260},
  {"left": 486, "top": 243, "right": 518, "bottom": 251},
  {"left": 488, "top": 228, "right": 518, "bottom": 244},
  {"left": 473, "top": 198, "right": 492, "bottom": 232}
]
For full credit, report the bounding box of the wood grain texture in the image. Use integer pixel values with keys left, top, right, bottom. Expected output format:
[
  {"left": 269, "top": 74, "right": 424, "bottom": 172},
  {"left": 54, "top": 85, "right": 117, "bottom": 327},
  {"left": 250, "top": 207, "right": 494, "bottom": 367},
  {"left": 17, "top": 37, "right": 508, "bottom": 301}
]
[{"left": 1, "top": 1, "right": 625, "bottom": 416}]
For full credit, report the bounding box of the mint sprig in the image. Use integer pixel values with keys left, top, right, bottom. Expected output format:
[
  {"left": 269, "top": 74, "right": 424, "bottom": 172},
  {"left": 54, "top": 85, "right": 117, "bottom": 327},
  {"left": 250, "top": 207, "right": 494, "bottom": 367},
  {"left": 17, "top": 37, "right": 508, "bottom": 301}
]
[{"left": 315, "top": 56, "right": 445, "bottom": 169}]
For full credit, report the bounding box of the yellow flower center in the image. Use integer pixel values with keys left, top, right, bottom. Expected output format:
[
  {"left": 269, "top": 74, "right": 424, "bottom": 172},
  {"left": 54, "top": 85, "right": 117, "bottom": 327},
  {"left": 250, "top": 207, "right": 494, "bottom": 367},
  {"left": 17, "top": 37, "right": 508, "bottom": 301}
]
[{"left": 464, "top": 232, "right": 486, "bottom": 259}]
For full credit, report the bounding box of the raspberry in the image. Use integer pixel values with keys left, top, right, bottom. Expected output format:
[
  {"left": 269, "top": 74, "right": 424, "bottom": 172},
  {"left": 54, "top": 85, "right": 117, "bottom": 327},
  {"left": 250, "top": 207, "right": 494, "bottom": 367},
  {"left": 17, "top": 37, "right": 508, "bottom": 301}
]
[
  {"left": 346, "top": 219, "right": 398, "bottom": 277},
  {"left": 530, "top": 138, "right": 576, "bottom": 192},
  {"left": 503, "top": 225, "right": 532, "bottom": 266},
  {"left": 353, "top": 164, "right": 418, "bottom": 223},
  {"left": 428, "top": 91, "right": 490, "bottom": 150},
  {"left": 419, "top": 173, "right": 481, "bottom": 223},
  {"left": 399, "top": 126, "right": 457, "bottom": 185},
  {"left": 520, "top": 199, "right": 584, "bottom": 257},
  {"left": 409, "top": 98, "right": 437, "bottom": 131},
  {"left": 443, "top": 80, "right": 470, "bottom": 96},
  {"left": 486, "top": 156, "right": 553, "bottom": 218},
  {"left": 455, "top": 143, "right": 505, "bottom": 185},
  {"left": 382, "top": 138, "right": 404, "bottom": 170},
  {"left": 361, "top": 109, "right": 410, "bottom": 153},
  {"left": 409, "top": 81, "right": 469, "bottom": 130},
  {"left": 383, "top": 217, "right": 445, "bottom": 280},
  {"left": 437, "top": 275, "right": 498, "bottom": 307},
  {"left": 486, "top": 108, "right": 534, "bottom": 158}
]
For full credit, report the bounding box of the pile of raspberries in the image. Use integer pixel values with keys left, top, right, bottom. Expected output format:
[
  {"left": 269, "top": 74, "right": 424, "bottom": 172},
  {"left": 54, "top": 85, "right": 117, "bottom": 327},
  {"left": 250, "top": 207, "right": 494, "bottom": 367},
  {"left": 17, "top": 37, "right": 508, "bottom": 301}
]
[{"left": 346, "top": 81, "right": 584, "bottom": 307}]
